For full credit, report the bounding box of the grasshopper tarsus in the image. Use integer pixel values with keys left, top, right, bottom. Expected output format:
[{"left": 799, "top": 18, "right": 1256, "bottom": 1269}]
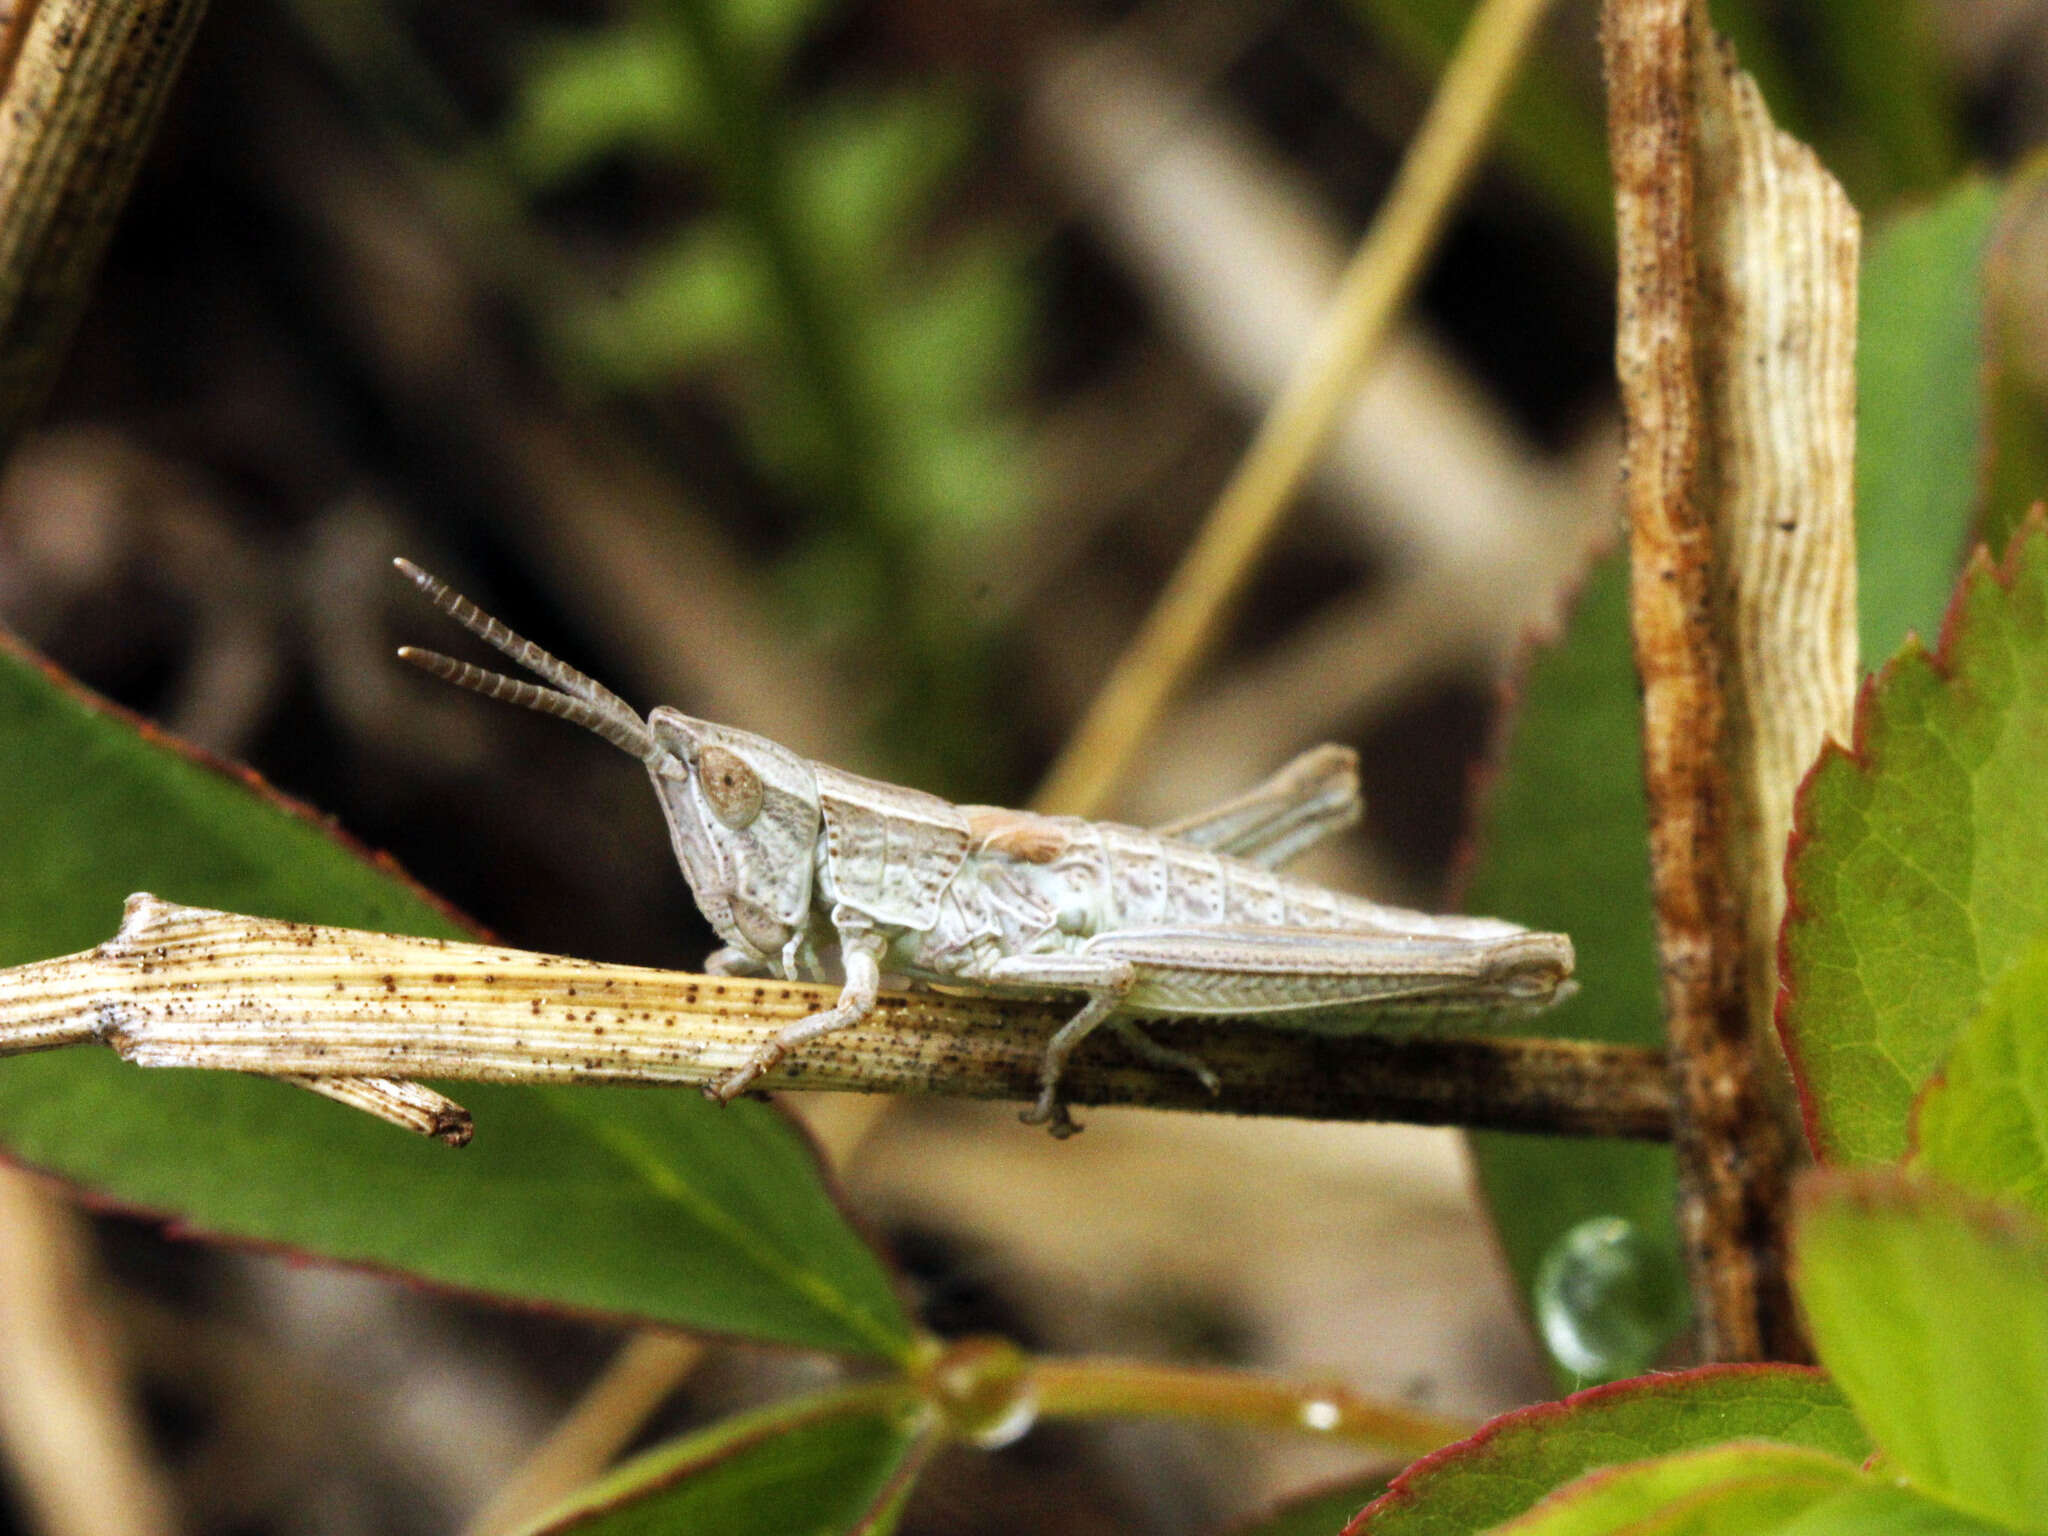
[{"left": 397, "top": 562, "right": 1576, "bottom": 1136}]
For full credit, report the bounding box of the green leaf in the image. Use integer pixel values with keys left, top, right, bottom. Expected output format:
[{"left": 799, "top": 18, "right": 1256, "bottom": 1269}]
[
  {"left": 718, "top": 0, "right": 835, "bottom": 80},
  {"left": 1794, "top": 1170, "right": 2048, "bottom": 1532},
  {"left": 1482, "top": 1443, "right": 1861, "bottom": 1536},
  {"left": 521, "top": 1385, "right": 931, "bottom": 1536},
  {"left": 1776, "top": 1484, "right": 2031, "bottom": 1536},
  {"left": 1801, "top": 0, "right": 1959, "bottom": 208},
  {"left": 506, "top": 23, "right": 704, "bottom": 186},
  {"left": 1235, "top": 1477, "right": 1389, "bottom": 1536},
  {"left": 1917, "top": 933, "right": 2048, "bottom": 1215},
  {"left": 1461, "top": 555, "right": 1678, "bottom": 1376},
  {"left": 788, "top": 90, "right": 978, "bottom": 286},
  {"left": 1856, "top": 179, "right": 2001, "bottom": 661},
  {"left": 1780, "top": 517, "right": 2048, "bottom": 1164},
  {"left": 1983, "top": 158, "right": 2048, "bottom": 558},
  {"left": 577, "top": 214, "right": 774, "bottom": 383},
  {"left": 1345, "top": 1365, "right": 1868, "bottom": 1535},
  {"left": 0, "top": 634, "right": 915, "bottom": 1360}
]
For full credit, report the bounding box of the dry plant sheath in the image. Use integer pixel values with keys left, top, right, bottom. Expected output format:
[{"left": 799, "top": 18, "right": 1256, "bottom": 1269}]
[
  {"left": 0, "top": 0, "right": 212, "bottom": 446},
  {"left": 1603, "top": 0, "right": 1845, "bottom": 1361},
  {"left": 391, "top": 562, "right": 1574, "bottom": 1136},
  {"left": 0, "top": 895, "right": 1670, "bottom": 1141}
]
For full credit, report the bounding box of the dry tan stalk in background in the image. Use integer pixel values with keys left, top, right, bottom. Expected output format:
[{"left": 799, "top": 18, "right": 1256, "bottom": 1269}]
[
  {"left": 0, "top": 0, "right": 211, "bottom": 445},
  {"left": 1030, "top": 0, "right": 1564, "bottom": 818},
  {"left": 0, "top": 1171, "right": 179, "bottom": 1536}
]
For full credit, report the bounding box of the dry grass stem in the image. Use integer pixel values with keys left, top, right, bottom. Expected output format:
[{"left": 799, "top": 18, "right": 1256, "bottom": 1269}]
[
  {"left": 462, "top": 1331, "right": 704, "bottom": 1536},
  {"left": 1033, "top": 0, "right": 1560, "bottom": 817},
  {"left": 0, "top": 0, "right": 212, "bottom": 446},
  {"left": 0, "top": 1169, "right": 179, "bottom": 1536},
  {"left": 1690, "top": 19, "right": 1861, "bottom": 1062},
  {"left": 0, "top": 895, "right": 1673, "bottom": 1140},
  {"left": 1603, "top": 0, "right": 1838, "bottom": 1361}
]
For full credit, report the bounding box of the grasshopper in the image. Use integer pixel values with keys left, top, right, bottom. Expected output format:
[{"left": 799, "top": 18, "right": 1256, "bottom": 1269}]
[{"left": 395, "top": 560, "right": 1573, "bottom": 1135}]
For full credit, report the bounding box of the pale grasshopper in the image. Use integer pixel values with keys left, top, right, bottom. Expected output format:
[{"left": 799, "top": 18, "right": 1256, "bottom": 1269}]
[{"left": 396, "top": 561, "right": 1574, "bottom": 1134}]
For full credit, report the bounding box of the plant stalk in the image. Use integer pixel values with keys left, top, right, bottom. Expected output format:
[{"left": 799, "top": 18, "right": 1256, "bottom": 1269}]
[
  {"left": 0, "top": 0, "right": 213, "bottom": 449},
  {"left": 1599, "top": 0, "right": 1799, "bottom": 1362},
  {"left": 1032, "top": 0, "right": 1559, "bottom": 817},
  {"left": 0, "top": 895, "right": 1674, "bottom": 1142},
  {"left": 1028, "top": 1356, "right": 1469, "bottom": 1456}
]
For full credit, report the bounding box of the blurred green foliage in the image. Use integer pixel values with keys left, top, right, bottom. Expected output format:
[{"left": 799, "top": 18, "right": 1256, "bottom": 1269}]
[{"left": 500, "top": 0, "right": 1035, "bottom": 786}]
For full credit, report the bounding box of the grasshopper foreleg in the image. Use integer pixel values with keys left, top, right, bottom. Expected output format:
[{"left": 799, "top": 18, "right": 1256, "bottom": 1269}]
[
  {"left": 707, "top": 921, "right": 887, "bottom": 1102},
  {"left": 705, "top": 946, "right": 771, "bottom": 978}
]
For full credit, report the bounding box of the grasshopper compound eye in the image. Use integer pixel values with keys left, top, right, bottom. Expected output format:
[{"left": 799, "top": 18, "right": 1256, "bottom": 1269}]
[{"left": 699, "top": 745, "right": 765, "bottom": 829}]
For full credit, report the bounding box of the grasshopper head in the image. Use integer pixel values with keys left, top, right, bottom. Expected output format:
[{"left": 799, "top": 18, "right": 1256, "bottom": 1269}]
[
  {"left": 646, "top": 708, "right": 822, "bottom": 961},
  {"left": 393, "top": 561, "right": 821, "bottom": 963}
]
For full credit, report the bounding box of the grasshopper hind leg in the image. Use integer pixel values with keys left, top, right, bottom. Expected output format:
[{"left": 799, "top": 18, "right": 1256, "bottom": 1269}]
[{"left": 1110, "top": 1020, "right": 1222, "bottom": 1097}]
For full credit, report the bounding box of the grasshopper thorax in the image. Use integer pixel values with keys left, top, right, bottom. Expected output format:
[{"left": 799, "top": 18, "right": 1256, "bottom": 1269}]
[{"left": 645, "top": 709, "right": 822, "bottom": 961}]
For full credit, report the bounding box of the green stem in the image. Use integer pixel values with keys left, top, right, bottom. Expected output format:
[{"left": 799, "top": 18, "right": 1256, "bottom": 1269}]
[{"left": 1028, "top": 1356, "right": 1470, "bottom": 1456}]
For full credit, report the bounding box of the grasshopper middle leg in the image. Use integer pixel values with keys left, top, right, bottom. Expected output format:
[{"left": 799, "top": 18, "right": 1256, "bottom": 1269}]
[{"left": 985, "top": 953, "right": 1221, "bottom": 1137}]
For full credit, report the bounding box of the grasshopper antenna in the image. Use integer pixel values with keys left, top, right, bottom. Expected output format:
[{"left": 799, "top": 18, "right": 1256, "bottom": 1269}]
[{"left": 394, "top": 560, "right": 659, "bottom": 762}]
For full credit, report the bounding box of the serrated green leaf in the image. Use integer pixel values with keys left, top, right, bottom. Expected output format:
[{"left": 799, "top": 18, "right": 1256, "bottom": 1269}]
[
  {"left": 1780, "top": 518, "right": 2048, "bottom": 1164},
  {"left": 506, "top": 23, "right": 704, "bottom": 187},
  {"left": 1483, "top": 1442, "right": 1862, "bottom": 1536},
  {"left": 0, "top": 635, "right": 915, "bottom": 1360},
  {"left": 522, "top": 1385, "right": 931, "bottom": 1536},
  {"left": 1460, "top": 555, "right": 1678, "bottom": 1374},
  {"left": 1856, "top": 179, "right": 2000, "bottom": 661},
  {"left": 1794, "top": 1170, "right": 2048, "bottom": 1532},
  {"left": 1345, "top": 1365, "right": 1868, "bottom": 1535},
  {"left": 1917, "top": 934, "right": 2048, "bottom": 1215}
]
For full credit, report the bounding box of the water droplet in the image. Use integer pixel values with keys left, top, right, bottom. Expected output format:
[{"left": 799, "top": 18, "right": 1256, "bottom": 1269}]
[
  {"left": 1299, "top": 1399, "right": 1343, "bottom": 1432},
  {"left": 964, "top": 1392, "right": 1039, "bottom": 1450},
  {"left": 919, "top": 1336, "right": 1038, "bottom": 1448},
  {"left": 1532, "top": 1217, "right": 1686, "bottom": 1382}
]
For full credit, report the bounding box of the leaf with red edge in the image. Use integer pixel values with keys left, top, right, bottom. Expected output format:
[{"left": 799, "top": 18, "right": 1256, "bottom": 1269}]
[
  {"left": 518, "top": 1384, "right": 933, "bottom": 1536},
  {"left": 1779, "top": 514, "right": 2048, "bottom": 1165},
  {"left": 0, "top": 630, "right": 914, "bottom": 1360},
  {"left": 1342, "top": 1365, "right": 1867, "bottom": 1535},
  {"left": 1230, "top": 1475, "right": 1389, "bottom": 1536}
]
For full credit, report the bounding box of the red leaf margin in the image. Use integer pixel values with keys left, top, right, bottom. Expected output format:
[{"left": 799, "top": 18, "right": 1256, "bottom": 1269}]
[
  {"left": 1772, "top": 508, "right": 2048, "bottom": 1162},
  {"left": 1341, "top": 1362, "right": 1841, "bottom": 1535},
  {"left": 0, "top": 620, "right": 910, "bottom": 1354}
]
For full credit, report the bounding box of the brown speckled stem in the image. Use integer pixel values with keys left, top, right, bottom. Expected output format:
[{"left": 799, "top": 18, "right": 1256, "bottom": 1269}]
[{"left": 0, "top": 896, "right": 1673, "bottom": 1141}]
